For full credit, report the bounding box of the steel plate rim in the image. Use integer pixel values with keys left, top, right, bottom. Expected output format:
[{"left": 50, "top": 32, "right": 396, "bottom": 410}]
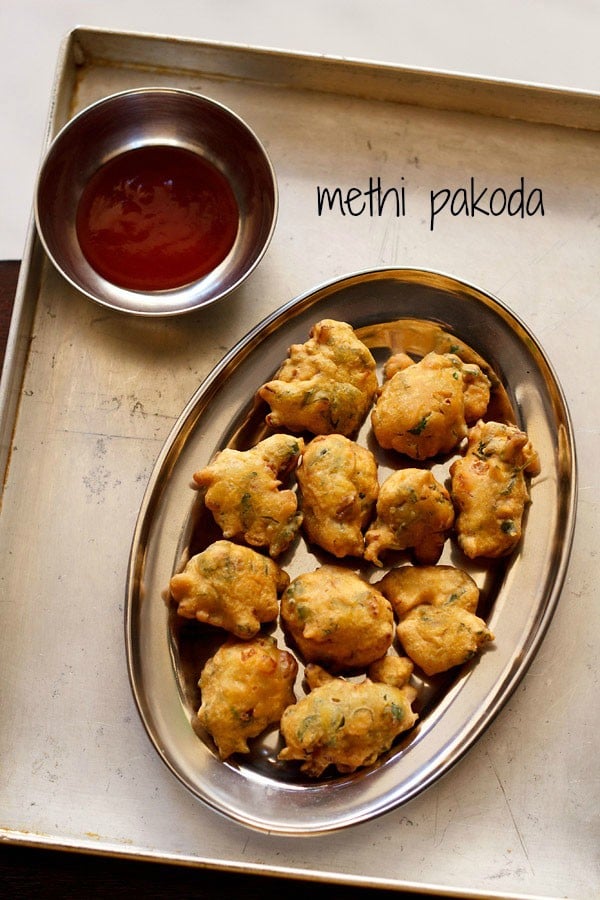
[{"left": 125, "top": 265, "right": 577, "bottom": 835}]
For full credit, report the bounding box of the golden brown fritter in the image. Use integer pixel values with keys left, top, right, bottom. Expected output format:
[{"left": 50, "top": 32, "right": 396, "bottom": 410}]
[
  {"left": 382, "top": 352, "right": 414, "bottom": 380},
  {"left": 170, "top": 540, "right": 289, "bottom": 638},
  {"left": 377, "top": 563, "right": 493, "bottom": 676},
  {"left": 450, "top": 419, "right": 541, "bottom": 559},
  {"left": 461, "top": 362, "right": 493, "bottom": 422},
  {"left": 396, "top": 604, "right": 494, "bottom": 677},
  {"left": 193, "top": 434, "right": 304, "bottom": 558},
  {"left": 198, "top": 635, "right": 298, "bottom": 759},
  {"left": 367, "top": 654, "right": 414, "bottom": 688},
  {"left": 377, "top": 564, "right": 480, "bottom": 618},
  {"left": 371, "top": 352, "right": 491, "bottom": 460},
  {"left": 278, "top": 664, "right": 418, "bottom": 776},
  {"left": 257, "top": 319, "right": 378, "bottom": 436},
  {"left": 364, "top": 469, "right": 455, "bottom": 566},
  {"left": 297, "top": 434, "right": 379, "bottom": 558},
  {"left": 280, "top": 565, "right": 394, "bottom": 670}
]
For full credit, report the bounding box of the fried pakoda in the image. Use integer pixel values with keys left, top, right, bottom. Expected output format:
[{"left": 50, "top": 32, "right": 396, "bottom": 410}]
[
  {"left": 193, "top": 434, "right": 304, "bottom": 558},
  {"left": 367, "top": 653, "right": 414, "bottom": 688},
  {"left": 461, "top": 361, "right": 494, "bottom": 422},
  {"left": 382, "top": 351, "right": 413, "bottom": 380},
  {"left": 257, "top": 319, "right": 378, "bottom": 437},
  {"left": 377, "top": 564, "right": 494, "bottom": 676},
  {"left": 198, "top": 635, "right": 298, "bottom": 759},
  {"left": 371, "top": 352, "right": 491, "bottom": 460},
  {"left": 377, "top": 564, "right": 480, "bottom": 618},
  {"left": 396, "top": 605, "right": 494, "bottom": 677},
  {"left": 278, "top": 663, "right": 417, "bottom": 776},
  {"left": 450, "top": 419, "right": 541, "bottom": 559},
  {"left": 364, "top": 469, "right": 455, "bottom": 566},
  {"left": 170, "top": 540, "right": 289, "bottom": 638},
  {"left": 297, "top": 434, "right": 378, "bottom": 558},
  {"left": 280, "top": 565, "right": 394, "bottom": 670}
]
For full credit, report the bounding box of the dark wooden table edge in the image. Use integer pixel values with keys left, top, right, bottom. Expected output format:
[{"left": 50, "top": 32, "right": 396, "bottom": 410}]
[
  {"left": 1, "top": 840, "right": 429, "bottom": 900},
  {"left": 0, "top": 260, "right": 20, "bottom": 373}
]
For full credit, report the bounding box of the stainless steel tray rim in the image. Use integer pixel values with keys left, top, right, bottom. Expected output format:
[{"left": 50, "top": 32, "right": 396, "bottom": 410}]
[{"left": 76, "top": 25, "right": 600, "bottom": 108}]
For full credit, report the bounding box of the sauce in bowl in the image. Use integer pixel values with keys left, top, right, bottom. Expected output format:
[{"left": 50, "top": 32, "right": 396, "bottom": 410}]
[{"left": 76, "top": 146, "right": 239, "bottom": 291}]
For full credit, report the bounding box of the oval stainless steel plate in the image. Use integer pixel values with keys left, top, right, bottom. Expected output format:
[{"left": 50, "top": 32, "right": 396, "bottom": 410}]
[{"left": 125, "top": 267, "right": 576, "bottom": 835}]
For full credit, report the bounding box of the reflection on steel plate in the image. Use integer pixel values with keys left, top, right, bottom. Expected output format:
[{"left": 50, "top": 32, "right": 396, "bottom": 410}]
[{"left": 126, "top": 267, "right": 576, "bottom": 835}]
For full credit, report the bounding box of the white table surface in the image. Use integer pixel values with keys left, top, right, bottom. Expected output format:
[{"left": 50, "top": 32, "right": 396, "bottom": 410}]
[{"left": 1, "top": 0, "right": 600, "bottom": 262}]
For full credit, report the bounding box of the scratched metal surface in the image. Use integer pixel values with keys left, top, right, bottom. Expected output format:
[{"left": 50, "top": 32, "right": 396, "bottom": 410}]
[{"left": 0, "top": 27, "right": 598, "bottom": 900}]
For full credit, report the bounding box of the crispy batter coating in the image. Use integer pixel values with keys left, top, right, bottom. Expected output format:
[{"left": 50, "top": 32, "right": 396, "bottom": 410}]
[
  {"left": 371, "top": 352, "right": 491, "bottom": 460},
  {"left": 378, "top": 564, "right": 480, "bottom": 618},
  {"left": 193, "top": 434, "right": 304, "bottom": 558},
  {"left": 377, "top": 564, "right": 493, "bottom": 676},
  {"left": 461, "top": 362, "right": 493, "bottom": 422},
  {"left": 280, "top": 565, "right": 394, "bottom": 670},
  {"left": 396, "top": 604, "right": 494, "bottom": 677},
  {"left": 382, "top": 352, "right": 414, "bottom": 380},
  {"left": 364, "top": 469, "right": 455, "bottom": 566},
  {"left": 367, "top": 654, "right": 414, "bottom": 688},
  {"left": 450, "top": 419, "right": 541, "bottom": 559},
  {"left": 297, "top": 434, "right": 379, "bottom": 558},
  {"left": 257, "top": 319, "right": 378, "bottom": 436},
  {"left": 198, "top": 635, "right": 298, "bottom": 758},
  {"left": 278, "top": 664, "right": 418, "bottom": 776},
  {"left": 170, "top": 540, "right": 289, "bottom": 638}
]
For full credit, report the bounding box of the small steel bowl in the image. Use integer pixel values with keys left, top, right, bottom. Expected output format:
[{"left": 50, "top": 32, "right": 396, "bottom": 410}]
[{"left": 34, "top": 88, "right": 278, "bottom": 316}]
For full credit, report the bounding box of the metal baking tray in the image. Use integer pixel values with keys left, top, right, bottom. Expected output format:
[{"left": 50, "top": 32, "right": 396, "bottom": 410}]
[{"left": 1, "top": 26, "right": 598, "bottom": 899}]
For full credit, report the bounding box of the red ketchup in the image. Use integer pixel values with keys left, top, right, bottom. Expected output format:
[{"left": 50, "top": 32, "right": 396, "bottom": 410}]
[{"left": 76, "top": 146, "right": 239, "bottom": 291}]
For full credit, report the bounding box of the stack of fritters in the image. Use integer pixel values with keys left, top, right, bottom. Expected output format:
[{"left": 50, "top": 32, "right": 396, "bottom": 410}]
[{"left": 167, "top": 318, "right": 539, "bottom": 776}]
